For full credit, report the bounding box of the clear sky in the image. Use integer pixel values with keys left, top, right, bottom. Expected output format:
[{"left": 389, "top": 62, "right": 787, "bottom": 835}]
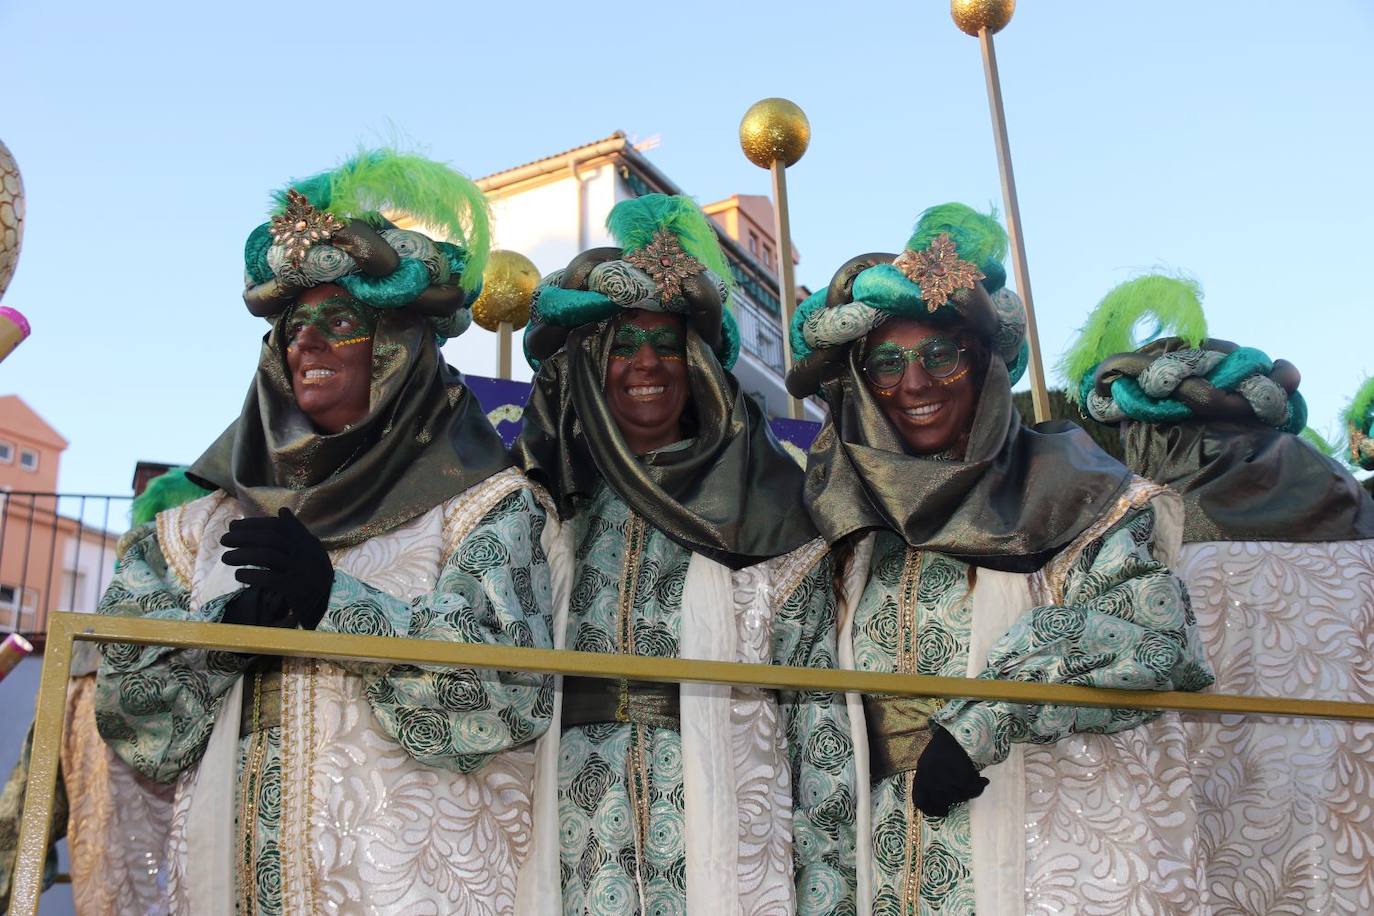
[{"left": 2, "top": 0, "right": 1371, "bottom": 499}]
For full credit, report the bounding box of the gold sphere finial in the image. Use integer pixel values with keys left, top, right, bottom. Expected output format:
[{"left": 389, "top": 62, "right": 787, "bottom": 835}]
[
  {"left": 951, "top": 0, "right": 1015, "bottom": 36},
  {"left": 0, "top": 140, "right": 25, "bottom": 303},
  {"left": 471, "top": 250, "right": 539, "bottom": 331},
  {"left": 739, "top": 98, "right": 811, "bottom": 169}
]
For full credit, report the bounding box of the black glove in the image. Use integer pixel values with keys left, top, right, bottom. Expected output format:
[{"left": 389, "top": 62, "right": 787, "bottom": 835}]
[
  {"left": 911, "top": 725, "right": 989, "bottom": 818},
  {"left": 220, "top": 507, "right": 333, "bottom": 630},
  {"left": 220, "top": 585, "right": 295, "bottom": 629}
]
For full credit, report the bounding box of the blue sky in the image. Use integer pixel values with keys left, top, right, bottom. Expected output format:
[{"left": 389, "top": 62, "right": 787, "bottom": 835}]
[{"left": 2, "top": 0, "right": 1371, "bottom": 498}]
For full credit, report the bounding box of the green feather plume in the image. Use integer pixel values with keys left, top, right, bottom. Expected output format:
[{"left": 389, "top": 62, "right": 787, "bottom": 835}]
[
  {"left": 1061, "top": 273, "right": 1209, "bottom": 402},
  {"left": 606, "top": 194, "right": 734, "bottom": 292},
  {"left": 274, "top": 149, "right": 491, "bottom": 292},
  {"left": 131, "top": 468, "right": 211, "bottom": 527},
  {"left": 1343, "top": 375, "right": 1374, "bottom": 432},
  {"left": 907, "top": 204, "right": 1008, "bottom": 276}
]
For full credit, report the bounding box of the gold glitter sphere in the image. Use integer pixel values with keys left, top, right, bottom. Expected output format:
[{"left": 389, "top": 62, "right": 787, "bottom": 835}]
[
  {"left": 0, "top": 140, "right": 25, "bottom": 302},
  {"left": 951, "top": 0, "right": 1015, "bottom": 36},
  {"left": 471, "top": 250, "right": 539, "bottom": 331},
  {"left": 739, "top": 98, "right": 811, "bottom": 169}
]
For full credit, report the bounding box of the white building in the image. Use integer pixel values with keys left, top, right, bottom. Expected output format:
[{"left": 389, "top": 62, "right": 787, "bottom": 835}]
[{"left": 441, "top": 132, "right": 823, "bottom": 421}]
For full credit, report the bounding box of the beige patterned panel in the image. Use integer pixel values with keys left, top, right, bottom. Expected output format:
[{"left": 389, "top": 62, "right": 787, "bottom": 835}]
[
  {"left": 279, "top": 478, "right": 537, "bottom": 915},
  {"left": 62, "top": 675, "right": 176, "bottom": 916},
  {"left": 1178, "top": 539, "right": 1374, "bottom": 914},
  {"left": 1023, "top": 482, "right": 1204, "bottom": 914}
]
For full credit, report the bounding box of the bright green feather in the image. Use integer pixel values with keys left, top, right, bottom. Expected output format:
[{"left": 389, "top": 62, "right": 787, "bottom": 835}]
[
  {"left": 131, "top": 468, "right": 211, "bottom": 527},
  {"left": 1061, "top": 273, "right": 1209, "bottom": 402},
  {"left": 606, "top": 194, "right": 734, "bottom": 292},
  {"left": 1344, "top": 375, "right": 1374, "bottom": 431},
  {"left": 907, "top": 203, "right": 1008, "bottom": 272},
  {"left": 274, "top": 149, "right": 492, "bottom": 293}
]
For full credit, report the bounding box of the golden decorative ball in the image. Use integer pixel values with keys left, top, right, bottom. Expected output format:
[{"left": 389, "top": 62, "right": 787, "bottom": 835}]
[
  {"left": 739, "top": 98, "right": 811, "bottom": 169},
  {"left": 951, "top": 0, "right": 1015, "bottom": 36},
  {"left": 0, "top": 140, "right": 25, "bottom": 303},
  {"left": 471, "top": 250, "right": 539, "bottom": 331}
]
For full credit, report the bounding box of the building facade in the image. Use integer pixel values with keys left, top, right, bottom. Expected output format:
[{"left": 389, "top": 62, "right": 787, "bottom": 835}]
[{"left": 0, "top": 395, "right": 119, "bottom": 634}]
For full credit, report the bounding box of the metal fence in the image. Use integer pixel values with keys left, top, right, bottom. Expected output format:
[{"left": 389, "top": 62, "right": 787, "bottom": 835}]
[
  {"left": 0, "top": 492, "right": 129, "bottom": 635},
  {"left": 733, "top": 288, "right": 785, "bottom": 374}
]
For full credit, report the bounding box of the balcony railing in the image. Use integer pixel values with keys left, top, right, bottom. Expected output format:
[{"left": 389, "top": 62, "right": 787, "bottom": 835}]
[
  {"left": 733, "top": 289, "right": 785, "bottom": 375},
  {"left": 0, "top": 492, "right": 128, "bottom": 635}
]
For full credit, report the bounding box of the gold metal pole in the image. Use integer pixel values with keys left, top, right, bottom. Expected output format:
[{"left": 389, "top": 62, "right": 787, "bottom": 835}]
[
  {"left": 11, "top": 614, "right": 74, "bottom": 916},
  {"left": 498, "top": 321, "right": 512, "bottom": 380},
  {"left": 740, "top": 98, "right": 811, "bottom": 421},
  {"left": 978, "top": 28, "right": 1052, "bottom": 423},
  {"left": 770, "top": 161, "right": 804, "bottom": 420}
]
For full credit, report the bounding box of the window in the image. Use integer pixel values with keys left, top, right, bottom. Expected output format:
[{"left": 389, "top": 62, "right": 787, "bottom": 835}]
[
  {"left": 763, "top": 245, "right": 774, "bottom": 269},
  {"left": 19, "top": 449, "right": 37, "bottom": 472},
  {"left": 0, "top": 441, "right": 11, "bottom": 463},
  {"left": 748, "top": 232, "right": 759, "bottom": 255}
]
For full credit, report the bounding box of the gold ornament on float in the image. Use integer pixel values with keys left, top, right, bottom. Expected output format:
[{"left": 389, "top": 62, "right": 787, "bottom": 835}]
[
  {"left": 471, "top": 250, "right": 539, "bottom": 331},
  {"left": 0, "top": 140, "right": 25, "bottom": 302},
  {"left": 950, "top": 0, "right": 1015, "bottom": 36},
  {"left": 739, "top": 98, "right": 811, "bottom": 169}
]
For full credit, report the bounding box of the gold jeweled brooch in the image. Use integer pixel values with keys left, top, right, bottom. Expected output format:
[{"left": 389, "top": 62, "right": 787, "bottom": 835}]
[
  {"left": 893, "top": 232, "right": 985, "bottom": 312},
  {"left": 624, "top": 229, "right": 705, "bottom": 303},
  {"left": 269, "top": 189, "right": 346, "bottom": 267}
]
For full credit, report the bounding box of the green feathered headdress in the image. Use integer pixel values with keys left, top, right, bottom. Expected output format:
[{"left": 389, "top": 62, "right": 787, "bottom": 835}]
[
  {"left": 524, "top": 194, "right": 740, "bottom": 370},
  {"left": 1344, "top": 375, "right": 1374, "bottom": 469},
  {"left": 242, "top": 150, "right": 491, "bottom": 338},
  {"left": 1067, "top": 273, "right": 1306, "bottom": 434},
  {"left": 1061, "top": 274, "right": 1208, "bottom": 402},
  {"left": 785, "top": 203, "right": 1029, "bottom": 397}
]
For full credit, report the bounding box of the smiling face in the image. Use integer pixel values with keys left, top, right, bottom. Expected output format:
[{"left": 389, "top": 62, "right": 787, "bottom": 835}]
[
  {"left": 861, "top": 318, "right": 981, "bottom": 456},
  {"left": 604, "top": 310, "right": 690, "bottom": 455},
  {"left": 284, "top": 285, "right": 376, "bottom": 434}
]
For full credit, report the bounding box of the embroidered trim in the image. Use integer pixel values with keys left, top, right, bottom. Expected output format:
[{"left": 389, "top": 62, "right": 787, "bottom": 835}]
[
  {"left": 1044, "top": 476, "right": 1168, "bottom": 603},
  {"left": 768, "top": 536, "right": 829, "bottom": 611},
  {"left": 897, "top": 548, "right": 922, "bottom": 676},
  {"left": 900, "top": 772, "right": 923, "bottom": 912},
  {"left": 158, "top": 492, "right": 225, "bottom": 589},
  {"left": 440, "top": 467, "right": 534, "bottom": 558}
]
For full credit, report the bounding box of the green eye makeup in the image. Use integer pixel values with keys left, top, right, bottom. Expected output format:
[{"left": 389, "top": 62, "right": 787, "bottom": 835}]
[
  {"left": 285, "top": 297, "right": 377, "bottom": 349},
  {"left": 609, "top": 324, "right": 686, "bottom": 360}
]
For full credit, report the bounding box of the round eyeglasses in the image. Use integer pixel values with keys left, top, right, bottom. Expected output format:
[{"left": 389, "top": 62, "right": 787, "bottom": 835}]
[{"left": 862, "top": 338, "right": 966, "bottom": 389}]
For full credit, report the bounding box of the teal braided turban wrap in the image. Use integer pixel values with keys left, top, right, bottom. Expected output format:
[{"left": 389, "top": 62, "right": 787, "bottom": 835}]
[
  {"left": 241, "top": 150, "right": 491, "bottom": 343},
  {"left": 1063, "top": 273, "right": 1374, "bottom": 543},
  {"left": 785, "top": 203, "right": 1029, "bottom": 399},
  {"left": 521, "top": 194, "right": 741, "bottom": 372}
]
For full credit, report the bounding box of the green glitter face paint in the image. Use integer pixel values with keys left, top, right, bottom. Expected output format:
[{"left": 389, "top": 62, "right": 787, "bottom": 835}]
[
  {"left": 609, "top": 324, "right": 685, "bottom": 361},
  {"left": 285, "top": 296, "right": 377, "bottom": 350}
]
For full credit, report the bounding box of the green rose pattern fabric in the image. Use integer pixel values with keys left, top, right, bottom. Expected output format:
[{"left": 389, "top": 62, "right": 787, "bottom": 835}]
[
  {"left": 932, "top": 505, "right": 1213, "bottom": 770},
  {"left": 95, "top": 489, "right": 555, "bottom": 913},
  {"left": 94, "top": 524, "right": 251, "bottom": 783},
  {"left": 317, "top": 488, "right": 555, "bottom": 773},
  {"left": 558, "top": 486, "right": 855, "bottom": 916},
  {"left": 853, "top": 507, "right": 1212, "bottom": 914},
  {"left": 853, "top": 533, "right": 975, "bottom": 915}
]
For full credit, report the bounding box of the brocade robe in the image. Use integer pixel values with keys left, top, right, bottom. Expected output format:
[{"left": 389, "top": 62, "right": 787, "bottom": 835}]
[
  {"left": 95, "top": 468, "right": 557, "bottom": 915},
  {"left": 547, "top": 485, "right": 857, "bottom": 915},
  {"left": 1176, "top": 538, "right": 1374, "bottom": 913},
  {"left": 842, "top": 478, "right": 1215, "bottom": 915}
]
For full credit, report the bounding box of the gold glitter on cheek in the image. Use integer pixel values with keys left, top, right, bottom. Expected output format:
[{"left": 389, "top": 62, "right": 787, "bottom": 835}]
[{"left": 331, "top": 335, "right": 371, "bottom": 348}]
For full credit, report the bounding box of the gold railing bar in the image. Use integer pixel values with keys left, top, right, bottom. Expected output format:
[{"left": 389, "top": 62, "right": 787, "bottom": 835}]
[
  {"left": 62, "top": 612, "right": 1374, "bottom": 721},
  {"left": 14, "top": 609, "right": 1374, "bottom": 915}
]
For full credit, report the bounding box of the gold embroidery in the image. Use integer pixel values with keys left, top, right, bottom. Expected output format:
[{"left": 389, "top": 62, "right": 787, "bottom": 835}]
[
  {"left": 238, "top": 671, "right": 267, "bottom": 916},
  {"left": 893, "top": 233, "right": 985, "bottom": 312},
  {"left": 897, "top": 548, "right": 922, "bottom": 675},
  {"left": 900, "top": 771, "right": 923, "bottom": 914}
]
